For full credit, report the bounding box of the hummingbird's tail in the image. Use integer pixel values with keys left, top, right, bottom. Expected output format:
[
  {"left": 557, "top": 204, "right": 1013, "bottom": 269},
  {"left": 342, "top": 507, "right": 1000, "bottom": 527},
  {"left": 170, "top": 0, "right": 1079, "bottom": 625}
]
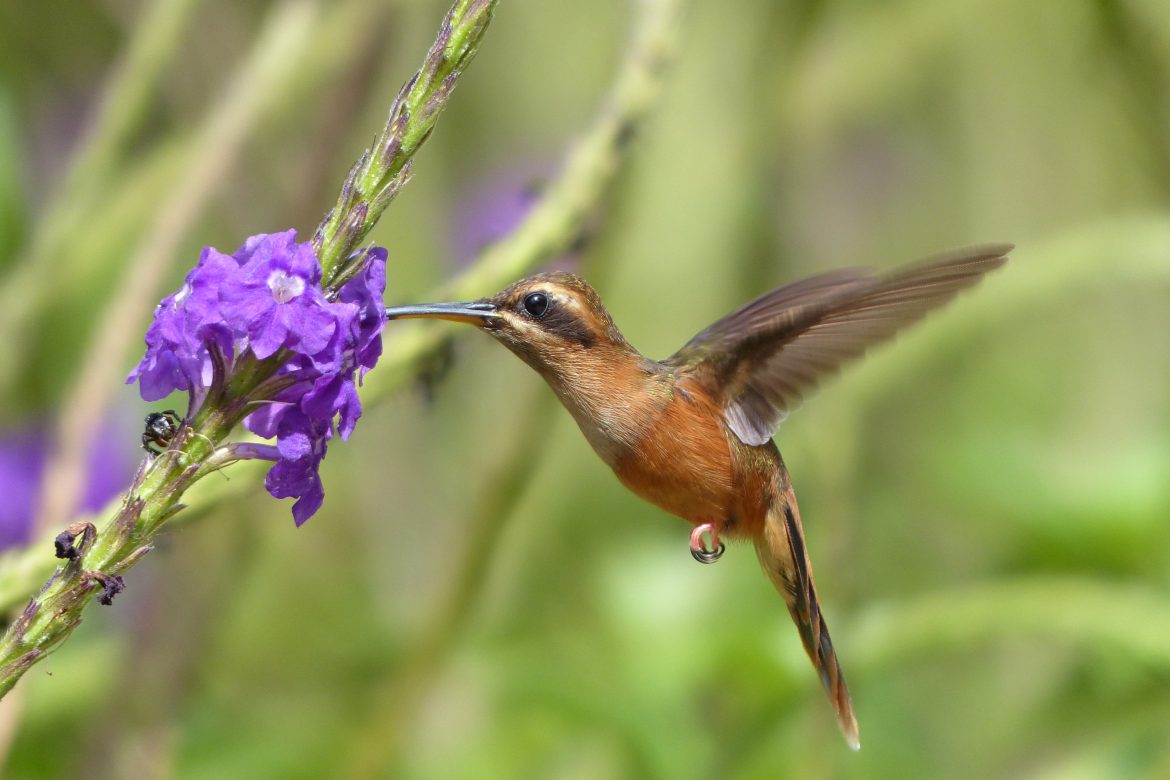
[{"left": 754, "top": 489, "right": 860, "bottom": 750}]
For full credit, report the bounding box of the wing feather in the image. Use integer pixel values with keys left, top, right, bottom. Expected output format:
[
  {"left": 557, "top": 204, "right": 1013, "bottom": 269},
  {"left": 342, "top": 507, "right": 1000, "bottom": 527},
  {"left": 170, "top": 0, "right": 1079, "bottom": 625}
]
[{"left": 665, "top": 244, "right": 1011, "bottom": 444}]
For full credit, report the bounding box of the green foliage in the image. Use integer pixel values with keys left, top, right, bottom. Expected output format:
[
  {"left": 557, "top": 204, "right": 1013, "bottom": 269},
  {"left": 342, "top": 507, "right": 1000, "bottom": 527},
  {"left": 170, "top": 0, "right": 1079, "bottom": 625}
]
[{"left": 1, "top": 0, "right": 1167, "bottom": 777}]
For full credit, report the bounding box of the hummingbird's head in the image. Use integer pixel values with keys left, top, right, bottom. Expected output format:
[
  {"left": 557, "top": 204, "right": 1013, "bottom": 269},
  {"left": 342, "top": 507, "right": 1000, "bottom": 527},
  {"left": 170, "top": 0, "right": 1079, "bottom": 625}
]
[{"left": 385, "top": 272, "right": 633, "bottom": 379}]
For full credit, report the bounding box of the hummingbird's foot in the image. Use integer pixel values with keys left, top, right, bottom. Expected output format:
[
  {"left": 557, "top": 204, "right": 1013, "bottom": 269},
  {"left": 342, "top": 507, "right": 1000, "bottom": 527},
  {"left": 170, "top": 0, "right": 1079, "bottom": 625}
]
[{"left": 690, "top": 523, "right": 725, "bottom": 564}]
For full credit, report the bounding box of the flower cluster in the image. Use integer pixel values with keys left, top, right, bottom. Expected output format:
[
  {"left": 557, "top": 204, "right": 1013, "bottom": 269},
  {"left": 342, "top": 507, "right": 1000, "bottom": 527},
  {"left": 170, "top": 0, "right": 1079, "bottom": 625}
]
[{"left": 128, "top": 230, "right": 387, "bottom": 525}]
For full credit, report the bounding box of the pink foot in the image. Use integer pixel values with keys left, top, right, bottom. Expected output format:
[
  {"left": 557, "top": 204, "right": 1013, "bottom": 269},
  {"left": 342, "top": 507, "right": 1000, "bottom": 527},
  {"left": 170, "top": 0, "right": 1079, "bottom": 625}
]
[{"left": 690, "top": 523, "right": 725, "bottom": 564}]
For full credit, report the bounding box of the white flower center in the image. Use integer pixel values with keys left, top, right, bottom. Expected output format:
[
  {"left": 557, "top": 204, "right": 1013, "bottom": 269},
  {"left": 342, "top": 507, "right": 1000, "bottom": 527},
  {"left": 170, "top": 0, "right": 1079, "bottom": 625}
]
[{"left": 267, "top": 270, "right": 305, "bottom": 304}]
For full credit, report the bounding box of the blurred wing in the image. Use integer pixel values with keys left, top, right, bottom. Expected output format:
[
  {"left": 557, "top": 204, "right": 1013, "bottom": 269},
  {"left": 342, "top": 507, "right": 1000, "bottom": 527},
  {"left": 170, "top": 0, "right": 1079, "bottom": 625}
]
[{"left": 664, "top": 244, "right": 1011, "bottom": 445}]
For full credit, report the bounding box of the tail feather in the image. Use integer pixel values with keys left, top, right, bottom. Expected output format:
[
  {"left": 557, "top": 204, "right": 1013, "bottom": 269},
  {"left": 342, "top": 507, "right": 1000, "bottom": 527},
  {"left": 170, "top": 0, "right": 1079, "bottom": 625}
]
[{"left": 755, "top": 494, "right": 860, "bottom": 750}]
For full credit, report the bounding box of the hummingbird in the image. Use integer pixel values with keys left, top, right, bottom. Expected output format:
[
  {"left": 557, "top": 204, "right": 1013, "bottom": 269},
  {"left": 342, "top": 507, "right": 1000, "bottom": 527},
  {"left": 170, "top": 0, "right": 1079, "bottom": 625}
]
[{"left": 385, "top": 244, "right": 1011, "bottom": 748}]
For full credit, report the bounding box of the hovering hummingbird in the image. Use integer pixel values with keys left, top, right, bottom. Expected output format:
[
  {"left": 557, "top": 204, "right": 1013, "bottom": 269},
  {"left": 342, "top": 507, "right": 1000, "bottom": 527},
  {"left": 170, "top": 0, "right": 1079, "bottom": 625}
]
[{"left": 385, "top": 244, "right": 1011, "bottom": 748}]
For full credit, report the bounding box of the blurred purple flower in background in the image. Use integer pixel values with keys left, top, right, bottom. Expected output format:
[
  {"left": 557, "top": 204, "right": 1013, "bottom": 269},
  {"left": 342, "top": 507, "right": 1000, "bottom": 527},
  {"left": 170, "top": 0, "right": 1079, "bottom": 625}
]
[
  {"left": 451, "top": 166, "right": 545, "bottom": 265},
  {"left": 451, "top": 164, "right": 590, "bottom": 274},
  {"left": 0, "top": 422, "right": 135, "bottom": 554},
  {"left": 127, "top": 231, "right": 388, "bottom": 525},
  {"left": 0, "top": 429, "right": 43, "bottom": 553}
]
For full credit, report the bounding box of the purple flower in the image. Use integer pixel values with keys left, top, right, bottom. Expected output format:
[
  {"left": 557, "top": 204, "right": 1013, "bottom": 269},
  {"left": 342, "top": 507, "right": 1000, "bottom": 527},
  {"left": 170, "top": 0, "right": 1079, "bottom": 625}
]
[
  {"left": 295, "top": 248, "right": 388, "bottom": 440},
  {"left": 262, "top": 408, "right": 330, "bottom": 527},
  {"left": 127, "top": 248, "right": 237, "bottom": 402},
  {"left": 452, "top": 168, "right": 544, "bottom": 265},
  {"left": 128, "top": 230, "right": 388, "bottom": 525},
  {"left": 243, "top": 246, "right": 387, "bottom": 445},
  {"left": 219, "top": 230, "right": 337, "bottom": 360},
  {"left": 452, "top": 167, "right": 581, "bottom": 274},
  {"left": 338, "top": 247, "right": 388, "bottom": 376}
]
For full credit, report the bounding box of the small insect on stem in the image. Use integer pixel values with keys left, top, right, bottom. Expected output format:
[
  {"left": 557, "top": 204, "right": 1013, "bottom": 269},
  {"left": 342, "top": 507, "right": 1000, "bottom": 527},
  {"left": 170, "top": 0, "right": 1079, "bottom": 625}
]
[{"left": 141, "top": 409, "right": 181, "bottom": 456}]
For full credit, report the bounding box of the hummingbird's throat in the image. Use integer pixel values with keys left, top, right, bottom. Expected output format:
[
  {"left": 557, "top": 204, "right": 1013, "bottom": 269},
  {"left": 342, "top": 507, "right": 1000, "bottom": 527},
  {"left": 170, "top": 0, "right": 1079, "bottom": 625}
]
[{"left": 532, "top": 352, "right": 655, "bottom": 468}]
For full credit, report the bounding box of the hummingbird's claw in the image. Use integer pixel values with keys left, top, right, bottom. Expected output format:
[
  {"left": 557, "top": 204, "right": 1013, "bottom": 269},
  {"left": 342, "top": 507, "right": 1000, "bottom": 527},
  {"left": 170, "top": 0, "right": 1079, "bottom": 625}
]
[
  {"left": 689, "top": 523, "right": 725, "bottom": 564},
  {"left": 691, "top": 543, "right": 725, "bottom": 564}
]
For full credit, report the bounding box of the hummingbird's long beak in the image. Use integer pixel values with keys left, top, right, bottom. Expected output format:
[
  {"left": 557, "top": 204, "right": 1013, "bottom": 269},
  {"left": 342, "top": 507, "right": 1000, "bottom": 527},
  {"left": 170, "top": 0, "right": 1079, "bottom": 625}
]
[{"left": 384, "top": 301, "right": 499, "bottom": 326}]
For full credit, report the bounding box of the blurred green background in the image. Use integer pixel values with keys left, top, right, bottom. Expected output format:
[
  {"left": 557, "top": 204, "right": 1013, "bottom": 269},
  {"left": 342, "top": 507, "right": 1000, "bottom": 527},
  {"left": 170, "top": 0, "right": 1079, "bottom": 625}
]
[{"left": 1, "top": 0, "right": 1169, "bottom": 777}]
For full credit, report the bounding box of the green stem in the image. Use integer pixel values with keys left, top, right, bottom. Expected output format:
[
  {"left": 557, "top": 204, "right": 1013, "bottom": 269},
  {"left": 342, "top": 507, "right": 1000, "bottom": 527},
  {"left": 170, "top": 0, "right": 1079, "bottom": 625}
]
[
  {"left": 0, "top": 0, "right": 500, "bottom": 702},
  {"left": 314, "top": 0, "right": 499, "bottom": 283},
  {"left": 0, "top": 413, "right": 210, "bottom": 698}
]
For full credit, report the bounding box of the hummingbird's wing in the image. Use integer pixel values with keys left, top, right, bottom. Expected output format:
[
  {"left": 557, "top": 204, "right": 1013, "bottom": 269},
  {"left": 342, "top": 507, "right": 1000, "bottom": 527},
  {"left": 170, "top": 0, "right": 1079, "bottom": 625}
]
[{"left": 663, "top": 244, "right": 1011, "bottom": 445}]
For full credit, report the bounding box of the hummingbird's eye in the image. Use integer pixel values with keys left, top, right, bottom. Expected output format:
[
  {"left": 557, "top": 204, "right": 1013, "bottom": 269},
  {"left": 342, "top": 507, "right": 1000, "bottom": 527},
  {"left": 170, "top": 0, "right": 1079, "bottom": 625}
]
[{"left": 522, "top": 291, "right": 549, "bottom": 318}]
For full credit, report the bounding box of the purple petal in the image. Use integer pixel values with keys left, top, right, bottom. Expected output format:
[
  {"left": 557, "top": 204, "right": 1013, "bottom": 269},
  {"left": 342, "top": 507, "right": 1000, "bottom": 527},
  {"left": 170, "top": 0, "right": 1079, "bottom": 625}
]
[
  {"left": 290, "top": 485, "right": 324, "bottom": 526},
  {"left": 244, "top": 401, "right": 293, "bottom": 439},
  {"left": 301, "top": 373, "right": 345, "bottom": 422},
  {"left": 335, "top": 380, "right": 362, "bottom": 440},
  {"left": 220, "top": 282, "right": 274, "bottom": 331},
  {"left": 248, "top": 309, "right": 288, "bottom": 359},
  {"left": 132, "top": 348, "right": 189, "bottom": 401},
  {"left": 287, "top": 300, "right": 339, "bottom": 357},
  {"left": 276, "top": 428, "right": 313, "bottom": 461}
]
